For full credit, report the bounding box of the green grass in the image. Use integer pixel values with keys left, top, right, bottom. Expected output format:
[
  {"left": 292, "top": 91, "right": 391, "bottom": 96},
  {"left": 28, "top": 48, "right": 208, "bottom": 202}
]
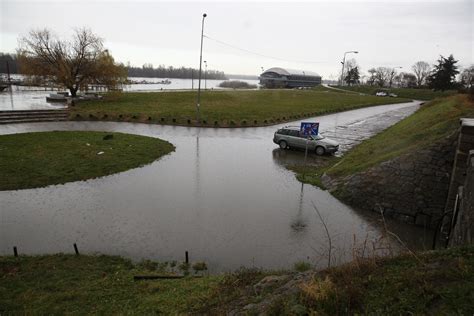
[
  {"left": 326, "top": 94, "right": 474, "bottom": 178},
  {"left": 297, "top": 246, "right": 474, "bottom": 314},
  {"left": 0, "top": 254, "right": 220, "bottom": 314},
  {"left": 334, "top": 85, "right": 458, "bottom": 100},
  {"left": 194, "top": 246, "right": 474, "bottom": 314},
  {"left": 290, "top": 95, "right": 474, "bottom": 186},
  {"left": 0, "top": 131, "right": 174, "bottom": 191},
  {"left": 2, "top": 247, "right": 473, "bottom": 314},
  {"left": 70, "top": 89, "right": 410, "bottom": 127}
]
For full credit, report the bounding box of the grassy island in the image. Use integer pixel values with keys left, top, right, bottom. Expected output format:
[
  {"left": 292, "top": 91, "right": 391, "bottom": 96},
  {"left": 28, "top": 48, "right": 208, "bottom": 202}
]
[
  {"left": 70, "top": 88, "right": 410, "bottom": 127},
  {"left": 0, "top": 131, "right": 174, "bottom": 190}
]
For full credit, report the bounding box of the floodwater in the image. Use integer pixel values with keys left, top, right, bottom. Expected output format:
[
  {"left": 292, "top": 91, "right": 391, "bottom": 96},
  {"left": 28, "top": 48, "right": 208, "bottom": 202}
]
[{"left": 0, "top": 101, "right": 432, "bottom": 272}]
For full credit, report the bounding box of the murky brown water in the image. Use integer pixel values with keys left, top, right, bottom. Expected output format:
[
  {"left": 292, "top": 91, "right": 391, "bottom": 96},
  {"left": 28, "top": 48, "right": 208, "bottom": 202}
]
[{"left": 0, "top": 101, "right": 432, "bottom": 272}]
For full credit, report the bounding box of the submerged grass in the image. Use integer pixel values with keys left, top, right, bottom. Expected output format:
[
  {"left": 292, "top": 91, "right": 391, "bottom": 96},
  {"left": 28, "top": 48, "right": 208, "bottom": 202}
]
[
  {"left": 0, "top": 131, "right": 175, "bottom": 190},
  {"left": 70, "top": 89, "right": 410, "bottom": 126}
]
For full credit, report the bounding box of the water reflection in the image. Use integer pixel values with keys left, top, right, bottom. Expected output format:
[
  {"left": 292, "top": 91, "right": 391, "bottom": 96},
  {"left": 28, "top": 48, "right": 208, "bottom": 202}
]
[
  {"left": 272, "top": 148, "right": 323, "bottom": 169},
  {"left": 290, "top": 183, "right": 307, "bottom": 233},
  {"left": 194, "top": 130, "right": 201, "bottom": 199}
]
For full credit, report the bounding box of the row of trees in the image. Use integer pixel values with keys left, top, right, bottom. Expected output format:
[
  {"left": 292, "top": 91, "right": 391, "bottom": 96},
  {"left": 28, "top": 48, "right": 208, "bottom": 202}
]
[
  {"left": 0, "top": 53, "right": 20, "bottom": 74},
  {"left": 127, "top": 64, "right": 226, "bottom": 80},
  {"left": 343, "top": 55, "right": 473, "bottom": 91}
]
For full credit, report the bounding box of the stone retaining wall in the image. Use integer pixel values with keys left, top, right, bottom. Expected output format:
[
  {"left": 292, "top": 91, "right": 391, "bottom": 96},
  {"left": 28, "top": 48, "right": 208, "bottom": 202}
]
[{"left": 322, "top": 133, "right": 458, "bottom": 228}]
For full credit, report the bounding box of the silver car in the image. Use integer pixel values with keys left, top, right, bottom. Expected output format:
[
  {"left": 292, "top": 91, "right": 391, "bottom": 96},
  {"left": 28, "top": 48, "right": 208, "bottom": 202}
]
[{"left": 273, "top": 126, "right": 339, "bottom": 155}]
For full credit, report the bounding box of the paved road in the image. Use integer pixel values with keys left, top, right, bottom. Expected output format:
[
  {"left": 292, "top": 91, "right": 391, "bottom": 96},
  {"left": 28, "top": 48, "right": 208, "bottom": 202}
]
[{"left": 0, "top": 101, "right": 431, "bottom": 271}]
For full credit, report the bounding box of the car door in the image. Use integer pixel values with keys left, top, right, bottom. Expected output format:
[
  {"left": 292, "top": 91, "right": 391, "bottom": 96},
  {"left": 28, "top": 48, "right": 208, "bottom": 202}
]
[{"left": 288, "top": 130, "right": 307, "bottom": 149}]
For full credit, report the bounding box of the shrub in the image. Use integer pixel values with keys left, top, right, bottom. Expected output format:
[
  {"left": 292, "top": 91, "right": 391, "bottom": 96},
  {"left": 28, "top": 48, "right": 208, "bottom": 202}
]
[
  {"left": 192, "top": 262, "right": 208, "bottom": 274},
  {"left": 294, "top": 261, "right": 311, "bottom": 272},
  {"left": 218, "top": 80, "right": 257, "bottom": 89}
]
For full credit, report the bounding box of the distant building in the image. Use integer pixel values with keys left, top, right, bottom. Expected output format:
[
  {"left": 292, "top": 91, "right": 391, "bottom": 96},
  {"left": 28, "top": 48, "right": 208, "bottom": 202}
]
[{"left": 259, "top": 67, "right": 322, "bottom": 88}]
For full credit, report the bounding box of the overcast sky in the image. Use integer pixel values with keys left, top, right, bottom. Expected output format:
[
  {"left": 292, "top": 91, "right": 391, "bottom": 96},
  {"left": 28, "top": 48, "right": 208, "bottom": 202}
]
[{"left": 1, "top": 0, "right": 472, "bottom": 78}]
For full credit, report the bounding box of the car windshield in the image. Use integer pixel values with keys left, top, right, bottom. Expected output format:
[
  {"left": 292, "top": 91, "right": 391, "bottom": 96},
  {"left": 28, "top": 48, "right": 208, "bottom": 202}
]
[{"left": 311, "top": 135, "right": 325, "bottom": 140}]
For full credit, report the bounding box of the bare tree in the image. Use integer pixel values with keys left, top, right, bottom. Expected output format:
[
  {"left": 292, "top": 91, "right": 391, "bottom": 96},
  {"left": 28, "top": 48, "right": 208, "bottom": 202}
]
[
  {"left": 460, "top": 65, "right": 474, "bottom": 89},
  {"left": 375, "top": 67, "right": 392, "bottom": 87},
  {"left": 401, "top": 72, "right": 417, "bottom": 88},
  {"left": 18, "top": 28, "right": 126, "bottom": 96},
  {"left": 412, "top": 61, "right": 430, "bottom": 87},
  {"left": 367, "top": 68, "right": 377, "bottom": 86}
]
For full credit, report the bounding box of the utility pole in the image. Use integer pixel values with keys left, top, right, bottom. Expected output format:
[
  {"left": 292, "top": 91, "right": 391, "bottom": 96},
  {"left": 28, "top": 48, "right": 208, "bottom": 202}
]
[{"left": 196, "top": 13, "right": 207, "bottom": 124}]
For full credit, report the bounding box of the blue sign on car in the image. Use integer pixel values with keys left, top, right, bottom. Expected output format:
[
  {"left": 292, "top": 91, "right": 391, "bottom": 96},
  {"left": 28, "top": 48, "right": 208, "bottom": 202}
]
[{"left": 300, "top": 122, "right": 319, "bottom": 136}]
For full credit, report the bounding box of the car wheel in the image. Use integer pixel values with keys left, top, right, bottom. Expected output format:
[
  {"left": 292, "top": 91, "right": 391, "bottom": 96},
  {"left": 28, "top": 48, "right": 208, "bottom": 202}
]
[
  {"left": 315, "top": 146, "right": 325, "bottom": 156},
  {"left": 279, "top": 140, "right": 288, "bottom": 149}
]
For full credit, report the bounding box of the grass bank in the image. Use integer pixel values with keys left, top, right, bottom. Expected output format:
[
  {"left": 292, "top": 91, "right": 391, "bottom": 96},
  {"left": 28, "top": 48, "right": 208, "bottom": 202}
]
[
  {"left": 70, "top": 89, "right": 410, "bottom": 127},
  {"left": 235, "top": 246, "right": 474, "bottom": 314},
  {"left": 0, "top": 254, "right": 220, "bottom": 314},
  {"left": 334, "top": 85, "right": 457, "bottom": 100},
  {"left": 292, "top": 94, "right": 474, "bottom": 187},
  {"left": 2, "top": 246, "right": 473, "bottom": 314},
  {"left": 0, "top": 131, "right": 174, "bottom": 191}
]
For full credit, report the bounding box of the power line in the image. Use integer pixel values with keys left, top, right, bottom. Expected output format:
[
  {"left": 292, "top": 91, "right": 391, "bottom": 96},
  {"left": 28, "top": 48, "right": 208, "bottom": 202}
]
[{"left": 203, "top": 34, "right": 327, "bottom": 64}]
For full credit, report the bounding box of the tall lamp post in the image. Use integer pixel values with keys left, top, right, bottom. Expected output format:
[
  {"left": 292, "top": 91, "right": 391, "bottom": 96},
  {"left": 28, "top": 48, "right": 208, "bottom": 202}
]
[
  {"left": 389, "top": 66, "right": 402, "bottom": 88},
  {"left": 204, "top": 60, "right": 207, "bottom": 90},
  {"left": 340, "top": 50, "right": 358, "bottom": 86},
  {"left": 196, "top": 13, "right": 207, "bottom": 124}
]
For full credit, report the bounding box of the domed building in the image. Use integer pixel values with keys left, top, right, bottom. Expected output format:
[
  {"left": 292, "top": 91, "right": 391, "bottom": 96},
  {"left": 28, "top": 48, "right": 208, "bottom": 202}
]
[{"left": 259, "top": 67, "right": 322, "bottom": 88}]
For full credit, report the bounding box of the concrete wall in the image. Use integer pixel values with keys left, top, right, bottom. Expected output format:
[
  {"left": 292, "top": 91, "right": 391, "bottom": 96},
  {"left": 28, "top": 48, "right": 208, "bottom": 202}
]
[{"left": 322, "top": 132, "right": 458, "bottom": 228}]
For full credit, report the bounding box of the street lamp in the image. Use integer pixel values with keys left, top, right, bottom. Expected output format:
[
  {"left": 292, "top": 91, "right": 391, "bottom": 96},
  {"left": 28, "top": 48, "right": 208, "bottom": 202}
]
[
  {"left": 340, "top": 51, "right": 358, "bottom": 86},
  {"left": 196, "top": 13, "right": 207, "bottom": 124},
  {"left": 204, "top": 60, "right": 207, "bottom": 90},
  {"left": 390, "top": 66, "right": 402, "bottom": 88}
]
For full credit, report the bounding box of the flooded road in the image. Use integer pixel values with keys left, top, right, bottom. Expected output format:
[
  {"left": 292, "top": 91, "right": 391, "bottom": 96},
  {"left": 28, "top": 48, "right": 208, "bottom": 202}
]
[{"left": 0, "top": 101, "right": 431, "bottom": 272}]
